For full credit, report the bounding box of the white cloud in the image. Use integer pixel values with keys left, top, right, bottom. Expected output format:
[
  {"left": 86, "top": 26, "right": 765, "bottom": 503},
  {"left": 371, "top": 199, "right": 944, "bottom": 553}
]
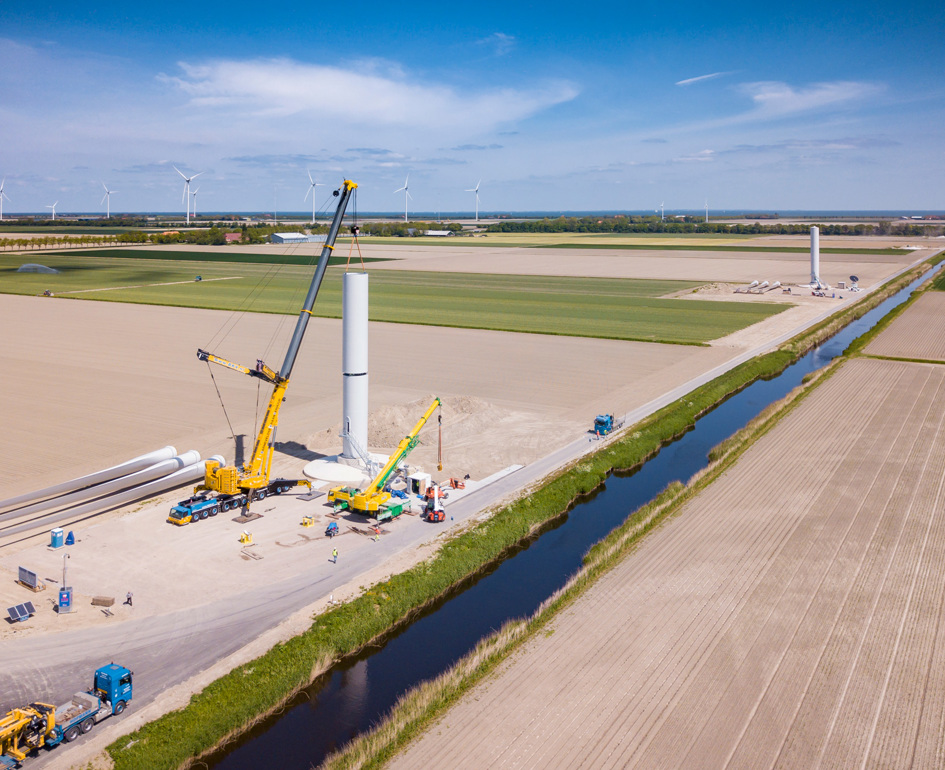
[
  {"left": 675, "top": 72, "right": 732, "bottom": 87},
  {"left": 737, "top": 80, "right": 882, "bottom": 118},
  {"left": 674, "top": 149, "right": 715, "bottom": 162},
  {"left": 162, "top": 57, "right": 575, "bottom": 132},
  {"left": 477, "top": 32, "right": 516, "bottom": 56}
]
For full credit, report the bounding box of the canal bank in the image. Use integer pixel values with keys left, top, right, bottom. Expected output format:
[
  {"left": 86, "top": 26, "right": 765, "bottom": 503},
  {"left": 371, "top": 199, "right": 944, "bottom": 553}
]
[{"left": 104, "top": 258, "right": 940, "bottom": 770}]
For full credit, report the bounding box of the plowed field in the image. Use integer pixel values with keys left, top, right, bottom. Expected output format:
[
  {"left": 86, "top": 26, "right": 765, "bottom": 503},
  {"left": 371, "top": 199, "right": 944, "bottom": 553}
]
[
  {"left": 866, "top": 291, "right": 945, "bottom": 361},
  {"left": 392, "top": 356, "right": 945, "bottom": 769}
]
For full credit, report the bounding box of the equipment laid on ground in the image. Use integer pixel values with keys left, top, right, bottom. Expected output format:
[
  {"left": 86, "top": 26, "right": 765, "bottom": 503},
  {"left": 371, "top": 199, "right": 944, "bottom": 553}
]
[
  {"left": 325, "top": 521, "right": 339, "bottom": 538},
  {"left": 0, "top": 663, "right": 132, "bottom": 766},
  {"left": 169, "top": 180, "right": 357, "bottom": 526},
  {"left": 446, "top": 477, "right": 466, "bottom": 490},
  {"left": 592, "top": 414, "right": 624, "bottom": 436},
  {"left": 328, "top": 397, "right": 441, "bottom": 522}
]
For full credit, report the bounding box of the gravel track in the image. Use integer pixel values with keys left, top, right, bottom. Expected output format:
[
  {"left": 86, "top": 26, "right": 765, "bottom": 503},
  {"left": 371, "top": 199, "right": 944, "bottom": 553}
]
[{"left": 391, "top": 356, "right": 945, "bottom": 769}]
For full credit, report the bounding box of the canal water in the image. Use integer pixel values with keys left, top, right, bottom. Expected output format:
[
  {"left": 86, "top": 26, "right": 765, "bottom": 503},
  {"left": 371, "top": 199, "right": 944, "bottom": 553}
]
[{"left": 209, "top": 266, "right": 938, "bottom": 769}]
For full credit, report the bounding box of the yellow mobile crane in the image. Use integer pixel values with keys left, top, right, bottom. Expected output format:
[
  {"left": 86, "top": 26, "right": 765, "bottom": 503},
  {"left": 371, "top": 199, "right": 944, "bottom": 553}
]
[
  {"left": 168, "top": 179, "right": 357, "bottom": 525},
  {"left": 328, "top": 397, "right": 441, "bottom": 522}
]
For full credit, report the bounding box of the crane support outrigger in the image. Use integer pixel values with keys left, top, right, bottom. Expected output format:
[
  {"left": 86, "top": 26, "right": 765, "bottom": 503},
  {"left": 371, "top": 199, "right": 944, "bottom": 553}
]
[
  {"left": 328, "top": 396, "right": 441, "bottom": 522},
  {"left": 167, "top": 179, "right": 357, "bottom": 525}
]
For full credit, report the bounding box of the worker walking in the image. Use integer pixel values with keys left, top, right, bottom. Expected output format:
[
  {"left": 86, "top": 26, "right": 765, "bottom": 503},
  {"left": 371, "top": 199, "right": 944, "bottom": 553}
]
[{"left": 332, "top": 548, "right": 338, "bottom": 564}]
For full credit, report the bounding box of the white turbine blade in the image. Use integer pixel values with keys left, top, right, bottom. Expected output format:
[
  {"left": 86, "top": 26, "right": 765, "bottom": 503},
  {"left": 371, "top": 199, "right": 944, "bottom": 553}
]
[
  {"left": 193, "top": 187, "right": 200, "bottom": 195},
  {"left": 308, "top": 170, "right": 314, "bottom": 185},
  {"left": 103, "top": 181, "right": 109, "bottom": 193},
  {"left": 174, "top": 166, "right": 188, "bottom": 181},
  {"left": 101, "top": 193, "right": 108, "bottom": 205},
  {"left": 476, "top": 179, "right": 481, "bottom": 192},
  {"left": 304, "top": 186, "right": 312, "bottom": 202},
  {"left": 191, "top": 171, "right": 204, "bottom": 181},
  {"left": 406, "top": 190, "right": 413, "bottom": 200},
  {"left": 393, "top": 186, "right": 405, "bottom": 194}
]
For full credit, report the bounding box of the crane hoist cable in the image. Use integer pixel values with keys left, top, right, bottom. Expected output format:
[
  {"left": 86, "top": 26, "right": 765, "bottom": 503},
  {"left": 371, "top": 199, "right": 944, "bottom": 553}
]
[{"left": 205, "top": 361, "right": 237, "bottom": 440}]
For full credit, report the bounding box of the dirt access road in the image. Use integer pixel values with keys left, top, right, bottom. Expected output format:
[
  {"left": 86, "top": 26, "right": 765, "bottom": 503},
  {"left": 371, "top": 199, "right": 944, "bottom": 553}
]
[{"left": 392, "top": 310, "right": 945, "bottom": 768}]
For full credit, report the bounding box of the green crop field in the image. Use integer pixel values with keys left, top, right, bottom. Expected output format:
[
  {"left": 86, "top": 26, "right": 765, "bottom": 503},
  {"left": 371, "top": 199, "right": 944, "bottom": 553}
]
[
  {"left": 1, "top": 252, "right": 786, "bottom": 345},
  {"left": 43, "top": 247, "right": 394, "bottom": 266}
]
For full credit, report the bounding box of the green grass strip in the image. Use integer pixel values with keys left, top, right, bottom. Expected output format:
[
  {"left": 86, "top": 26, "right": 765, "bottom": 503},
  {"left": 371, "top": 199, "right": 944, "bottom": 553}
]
[
  {"left": 42, "top": 248, "right": 393, "bottom": 266},
  {"left": 104, "top": 260, "right": 936, "bottom": 770},
  {"left": 540, "top": 243, "right": 908, "bottom": 255}
]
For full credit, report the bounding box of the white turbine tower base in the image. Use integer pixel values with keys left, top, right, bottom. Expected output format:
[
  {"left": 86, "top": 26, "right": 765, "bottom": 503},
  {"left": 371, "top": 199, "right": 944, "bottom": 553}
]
[
  {"left": 341, "top": 272, "right": 369, "bottom": 463},
  {"left": 304, "top": 171, "right": 324, "bottom": 225},
  {"left": 394, "top": 175, "right": 411, "bottom": 222}
]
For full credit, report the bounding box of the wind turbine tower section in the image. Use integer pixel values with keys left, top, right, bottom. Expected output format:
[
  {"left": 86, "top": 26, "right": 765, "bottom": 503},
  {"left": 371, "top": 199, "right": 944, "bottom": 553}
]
[
  {"left": 341, "top": 272, "right": 369, "bottom": 462},
  {"left": 810, "top": 225, "right": 821, "bottom": 287}
]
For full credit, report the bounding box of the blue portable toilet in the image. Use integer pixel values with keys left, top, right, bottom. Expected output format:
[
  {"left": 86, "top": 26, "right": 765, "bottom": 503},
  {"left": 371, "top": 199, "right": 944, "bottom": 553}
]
[
  {"left": 65, "top": 531, "right": 75, "bottom": 546},
  {"left": 50, "top": 528, "right": 64, "bottom": 548}
]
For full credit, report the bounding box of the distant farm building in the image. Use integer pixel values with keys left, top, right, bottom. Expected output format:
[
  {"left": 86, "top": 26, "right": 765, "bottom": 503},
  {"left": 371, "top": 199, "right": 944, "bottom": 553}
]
[
  {"left": 224, "top": 233, "right": 241, "bottom": 243},
  {"left": 424, "top": 230, "right": 454, "bottom": 237},
  {"left": 270, "top": 233, "right": 328, "bottom": 244}
]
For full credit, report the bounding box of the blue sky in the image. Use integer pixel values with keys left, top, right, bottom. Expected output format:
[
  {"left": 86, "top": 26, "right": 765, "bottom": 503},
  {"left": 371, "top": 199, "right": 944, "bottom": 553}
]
[{"left": 1, "top": 1, "right": 942, "bottom": 214}]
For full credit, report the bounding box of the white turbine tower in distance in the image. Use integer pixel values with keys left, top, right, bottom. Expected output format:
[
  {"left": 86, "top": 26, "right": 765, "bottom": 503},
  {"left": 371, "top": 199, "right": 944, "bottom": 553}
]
[
  {"left": 101, "top": 182, "right": 117, "bottom": 219},
  {"left": 174, "top": 166, "right": 203, "bottom": 225},
  {"left": 705, "top": 200, "right": 709, "bottom": 223},
  {"left": 191, "top": 187, "right": 200, "bottom": 219},
  {"left": 465, "top": 179, "right": 482, "bottom": 222},
  {"left": 660, "top": 201, "right": 665, "bottom": 222},
  {"left": 0, "top": 178, "right": 9, "bottom": 221},
  {"left": 394, "top": 175, "right": 411, "bottom": 222},
  {"left": 304, "top": 171, "right": 324, "bottom": 225},
  {"left": 46, "top": 201, "right": 58, "bottom": 221}
]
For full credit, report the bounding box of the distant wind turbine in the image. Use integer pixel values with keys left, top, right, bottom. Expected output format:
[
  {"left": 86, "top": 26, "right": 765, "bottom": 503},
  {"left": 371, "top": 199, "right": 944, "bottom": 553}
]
[
  {"left": 465, "top": 179, "right": 482, "bottom": 222},
  {"left": 705, "top": 200, "right": 709, "bottom": 223},
  {"left": 304, "top": 171, "right": 324, "bottom": 225},
  {"left": 0, "top": 178, "right": 9, "bottom": 221},
  {"left": 101, "top": 182, "right": 117, "bottom": 219},
  {"left": 191, "top": 187, "right": 200, "bottom": 219},
  {"left": 46, "top": 201, "right": 58, "bottom": 221},
  {"left": 660, "top": 201, "right": 665, "bottom": 222},
  {"left": 393, "top": 175, "right": 411, "bottom": 222},
  {"left": 174, "top": 166, "right": 203, "bottom": 225}
]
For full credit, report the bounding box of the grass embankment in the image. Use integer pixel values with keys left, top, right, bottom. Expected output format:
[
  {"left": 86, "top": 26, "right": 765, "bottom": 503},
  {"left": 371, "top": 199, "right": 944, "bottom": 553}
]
[{"left": 0, "top": 253, "right": 782, "bottom": 345}]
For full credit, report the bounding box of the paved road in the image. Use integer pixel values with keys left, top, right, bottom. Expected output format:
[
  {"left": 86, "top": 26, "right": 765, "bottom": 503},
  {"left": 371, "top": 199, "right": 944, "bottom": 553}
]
[{"left": 0, "top": 255, "right": 932, "bottom": 767}]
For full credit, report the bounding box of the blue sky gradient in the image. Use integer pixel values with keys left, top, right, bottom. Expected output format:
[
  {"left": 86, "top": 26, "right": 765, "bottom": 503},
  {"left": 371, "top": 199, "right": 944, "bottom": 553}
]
[{"left": 1, "top": 1, "right": 942, "bottom": 214}]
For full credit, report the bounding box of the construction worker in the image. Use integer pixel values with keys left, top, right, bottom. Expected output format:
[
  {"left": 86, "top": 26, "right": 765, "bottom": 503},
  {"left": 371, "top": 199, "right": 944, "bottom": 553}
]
[
  {"left": 332, "top": 547, "right": 338, "bottom": 564},
  {"left": 124, "top": 591, "right": 133, "bottom": 607}
]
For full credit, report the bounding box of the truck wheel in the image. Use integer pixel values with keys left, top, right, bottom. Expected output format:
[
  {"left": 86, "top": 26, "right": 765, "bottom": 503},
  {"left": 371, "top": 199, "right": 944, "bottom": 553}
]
[
  {"left": 115, "top": 701, "right": 126, "bottom": 714},
  {"left": 257, "top": 489, "right": 267, "bottom": 500},
  {"left": 210, "top": 506, "right": 219, "bottom": 516},
  {"left": 64, "top": 726, "right": 79, "bottom": 742},
  {"left": 80, "top": 718, "right": 93, "bottom": 733}
]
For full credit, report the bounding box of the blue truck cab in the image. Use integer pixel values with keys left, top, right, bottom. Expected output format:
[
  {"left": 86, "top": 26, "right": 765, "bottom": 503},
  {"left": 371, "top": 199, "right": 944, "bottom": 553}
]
[
  {"left": 167, "top": 493, "right": 222, "bottom": 525},
  {"left": 93, "top": 664, "right": 133, "bottom": 713}
]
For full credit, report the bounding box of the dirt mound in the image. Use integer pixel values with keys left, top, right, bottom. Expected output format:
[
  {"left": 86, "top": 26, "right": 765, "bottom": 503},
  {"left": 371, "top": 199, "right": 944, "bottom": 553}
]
[{"left": 368, "top": 395, "right": 506, "bottom": 448}]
